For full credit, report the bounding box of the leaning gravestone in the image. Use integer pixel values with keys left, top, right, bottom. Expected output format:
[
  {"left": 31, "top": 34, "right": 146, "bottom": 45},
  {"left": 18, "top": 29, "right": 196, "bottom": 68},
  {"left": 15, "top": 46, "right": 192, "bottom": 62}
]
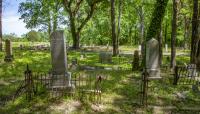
[
  {"left": 50, "top": 31, "right": 71, "bottom": 88},
  {"left": 146, "top": 38, "right": 160, "bottom": 77},
  {"left": 4, "top": 39, "right": 13, "bottom": 62}
]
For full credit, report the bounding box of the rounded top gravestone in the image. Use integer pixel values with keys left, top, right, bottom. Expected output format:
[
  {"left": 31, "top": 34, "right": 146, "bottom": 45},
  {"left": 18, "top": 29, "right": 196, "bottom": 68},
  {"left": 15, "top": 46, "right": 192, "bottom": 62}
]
[{"left": 145, "top": 38, "right": 160, "bottom": 77}]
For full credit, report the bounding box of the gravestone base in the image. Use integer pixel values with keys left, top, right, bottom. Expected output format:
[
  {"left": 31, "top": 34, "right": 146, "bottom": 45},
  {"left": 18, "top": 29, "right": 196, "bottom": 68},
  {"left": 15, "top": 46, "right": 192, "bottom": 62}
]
[
  {"left": 50, "top": 72, "right": 75, "bottom": 97},
  {"left": 51, "top": 72, "right": 72, "bottom": 88},
  {"left": 4, "top": 55, "right": 13, "bottom": 62},
  {"left": 147, "top": 69, "right": 161, "bottom": 78}
]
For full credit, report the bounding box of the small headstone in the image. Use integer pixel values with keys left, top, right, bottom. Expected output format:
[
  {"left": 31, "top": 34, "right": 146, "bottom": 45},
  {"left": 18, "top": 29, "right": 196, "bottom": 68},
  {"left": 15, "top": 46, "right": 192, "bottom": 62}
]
[
  {"left": 187, "top": 64, "right": 197, "bottom": 77},
  {"left": 70, "top": 58, "right": 78, "bottom": 71},
  {"left": 4, "top": 39, "right": 13, "bottom": 62},
  {"left": 99, "top": 52, "right": 112, "bottom": 63},
  {"left": 146, "top": 38, "right": 160, "bottom": 77},
  {"left": 80, "top": 55, "right": 84, "bottom": 60},
  {"left": 165, "top": 44, "right": 168, "bottom": 52},
  {"left": 132, "top": 50, "right": 140, "bottom": 71},
  {"left": 50, "top": 30, "right": 71, "bottom": 87},
  {"left": 138, "top": 45, "right": 142, "bottom": 52},
  {"left": 19, "top": 44, "right": 23, "bottom": 50}
]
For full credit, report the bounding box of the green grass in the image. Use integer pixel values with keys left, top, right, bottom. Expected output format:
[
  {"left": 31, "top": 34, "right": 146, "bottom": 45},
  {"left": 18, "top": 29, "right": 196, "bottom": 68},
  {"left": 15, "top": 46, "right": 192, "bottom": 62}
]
[{"left": 0, "top": 42, "right": 199, "bottom": 114}]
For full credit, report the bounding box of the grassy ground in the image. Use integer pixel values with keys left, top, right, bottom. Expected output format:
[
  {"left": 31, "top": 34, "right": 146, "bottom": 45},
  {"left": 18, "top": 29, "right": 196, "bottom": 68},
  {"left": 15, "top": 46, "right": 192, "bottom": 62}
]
[{"left": 0, "top": 42, "right": 199, "bottom": 114}]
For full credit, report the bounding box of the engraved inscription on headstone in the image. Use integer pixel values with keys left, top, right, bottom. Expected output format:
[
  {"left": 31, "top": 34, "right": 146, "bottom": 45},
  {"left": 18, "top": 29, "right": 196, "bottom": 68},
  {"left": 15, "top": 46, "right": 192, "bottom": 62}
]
[{"left": 50, "top": 31, "right": 67, "bottom": 74}]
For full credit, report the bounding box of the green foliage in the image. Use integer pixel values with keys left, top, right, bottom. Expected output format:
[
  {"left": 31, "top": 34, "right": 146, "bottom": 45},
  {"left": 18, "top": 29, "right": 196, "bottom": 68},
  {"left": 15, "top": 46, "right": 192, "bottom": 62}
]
[{"left": 26, "top": 30, "right": 41, "bottom": 42}]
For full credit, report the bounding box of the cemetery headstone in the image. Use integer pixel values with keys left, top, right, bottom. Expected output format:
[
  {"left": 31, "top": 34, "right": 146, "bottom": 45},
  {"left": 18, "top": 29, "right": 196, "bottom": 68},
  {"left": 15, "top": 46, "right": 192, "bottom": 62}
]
[
  {"left": 99, "top": 52, "right": 112, "bottom": 63},
  {"left": 138, "top": 45, "right": 142, "bottom": 52},
  {"left": 165, "top": 44, "right": 168, "bottom": 52},
  {"left": 187, "top": 64, "right": 197, "bottom": 77},
  {"left": 50, "top": 30, "right": 71, "bottom": 87},
  {"left": 4, "top": 39, "right": 13, "bottom": 62},
  {"left": 70, "top": 58, "right": 78, "bottom": 71},
  {"left": 146, "top": 38, "right": 160, "bottom": 77},
  {"left": 132, "top": 50, "right": 140, "bottom": 71}
]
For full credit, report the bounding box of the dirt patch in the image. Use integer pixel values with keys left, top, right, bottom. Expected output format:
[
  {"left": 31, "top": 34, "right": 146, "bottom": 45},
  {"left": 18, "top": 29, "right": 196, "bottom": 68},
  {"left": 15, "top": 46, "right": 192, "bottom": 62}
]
[{"left": 49, "top": 100, "right": 81, "bottom": 114}]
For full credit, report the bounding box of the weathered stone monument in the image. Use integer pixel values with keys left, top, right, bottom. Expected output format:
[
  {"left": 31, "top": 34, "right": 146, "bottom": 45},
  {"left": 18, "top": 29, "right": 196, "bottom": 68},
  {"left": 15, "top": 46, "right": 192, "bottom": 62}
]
[
  {"left": 146, "top": 38, "right": 160, "bottom": 77},
  {"left": 50, "top": 31, "right": 71, "bottom": 88},
  {"left": 99, "top": 52, "right": 112, "bottom": 63},
  {"left": 132, "top": 50, "right": 140, "bottom": 71},
  {"left": 4, "top": 39, "right": 13, "bottom": 62}
]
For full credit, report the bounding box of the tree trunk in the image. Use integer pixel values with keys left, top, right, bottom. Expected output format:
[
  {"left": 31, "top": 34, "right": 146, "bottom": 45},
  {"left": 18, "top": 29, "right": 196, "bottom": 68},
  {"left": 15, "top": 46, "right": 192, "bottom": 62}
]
[
  {"left": 146, "top": 0, "right": 169, "bottom": 41},
  {"left": 190, "top": 0, "right": 199, "bottom": 63},
  {"left": 111, "top": 0, "right": 118, "bottom": 56},
  {"left": 117, "top": 0, "right": 122, "bottom": 49},
  {"left": 164, "top": 19, "right": 168, "bottom": 45},
  {"left": 48, "top": 20, "right": 52, "bottom": 37},
  {"left": 139, "top": 6, "right": 145, "bottom": 44},
  {"left": 158, "top": 25, "right": 163, "bottom": 66},
  {"left": 68, "top": 10, "right": 79, "bottom": 49},
  {"left": 184, "top": 17, "right": 190, "bottom": 49},
  {"left": 170, "top": 0, "right": 178, "bottom": 70},
  {"left": 53, "top": 2, "right": 59, "bottom": 32},
  {"left": 0, "top": 0, "right": 2, "bottom": 51},
  {"left": 195, "top": 1, "right": 200, "bottom": 67},
  {"left": 134, "top": 26, "right": 137, "bottom": 45}
]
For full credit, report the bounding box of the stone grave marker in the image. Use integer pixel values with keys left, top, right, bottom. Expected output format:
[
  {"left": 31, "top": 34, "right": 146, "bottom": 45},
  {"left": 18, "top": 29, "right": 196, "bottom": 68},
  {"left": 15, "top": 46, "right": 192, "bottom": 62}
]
[
  {"left": 99, "top": 52, "right": 112, "bottom": 63},
  {"left": 50, "top": 30, "right": 71, "bottom": 87},
  {"left": 70, "top": 58, "right": 78, "bottom": 71},
  {"left": 187, "top": 64, "right": 197, "bottom": 77},
  {"left": 165, "top": 44, "right": 168, "bottom": 52},
  {"left": 138, "top": 45, "right": 142, "bottom": 52},
  {"left": 4, "top": 39, "right": 13, "bottom": 62},
  {"left": 146, "top": 38, "right": 160, "bottom": 77},
  {"left": 132, "top": 50, "right": 140, "bottom": 71}
]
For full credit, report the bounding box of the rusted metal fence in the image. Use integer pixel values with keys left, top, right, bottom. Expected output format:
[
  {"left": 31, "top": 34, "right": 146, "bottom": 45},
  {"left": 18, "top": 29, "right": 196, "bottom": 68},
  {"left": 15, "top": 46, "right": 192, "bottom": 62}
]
[{"left": 173, "top": 66, "right": 200, "bottom": 85}]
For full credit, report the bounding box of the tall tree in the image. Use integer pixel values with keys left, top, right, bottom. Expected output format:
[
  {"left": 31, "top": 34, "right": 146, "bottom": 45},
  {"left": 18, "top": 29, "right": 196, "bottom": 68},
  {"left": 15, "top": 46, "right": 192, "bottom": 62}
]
[
  {"left": 0, "top": 0, "right": 2, "bottom": 51},
  {"left": 62, "top": 0, "right": 103, "bottom": 49},
  {"left": 146, "top": 0, "right": 169, "bottom": 41},
  {"left": 117, "top": 0, "right": 122, "bottom": 50},
  {"left": 142, "top": 0, "right": 169, "bottom": 67},
  {"left": 170, "top": 0, "right": 178, "bottom": 70},
  {"left": 19, "top": 0, "right": 63, "bottom": 36},
  {"left": 158, "top": 25, "right": 163, "bottom": 66},
  {"left": 190, "top": 0, "right": 199, "bottom": 63},
  {"left": 111, "top": 0, "right": 118, "bottom": 56}
]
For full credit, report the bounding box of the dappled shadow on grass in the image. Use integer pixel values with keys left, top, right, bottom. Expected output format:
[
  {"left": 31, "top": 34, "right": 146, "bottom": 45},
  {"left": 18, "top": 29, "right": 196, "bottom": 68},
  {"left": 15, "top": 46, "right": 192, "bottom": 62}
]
[{"left": 0, "top": 92, "right": 53, "bottom": 114}]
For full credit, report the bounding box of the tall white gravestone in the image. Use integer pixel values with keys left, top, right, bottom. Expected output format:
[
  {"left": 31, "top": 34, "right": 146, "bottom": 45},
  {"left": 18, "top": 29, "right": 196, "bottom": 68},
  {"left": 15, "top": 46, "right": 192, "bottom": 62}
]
[
  {"left": 50, "top": 30, "right": 71, "bottom": 87},
  {"left": 146, "top": 38, "right": 160, "bottom": 77}
]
